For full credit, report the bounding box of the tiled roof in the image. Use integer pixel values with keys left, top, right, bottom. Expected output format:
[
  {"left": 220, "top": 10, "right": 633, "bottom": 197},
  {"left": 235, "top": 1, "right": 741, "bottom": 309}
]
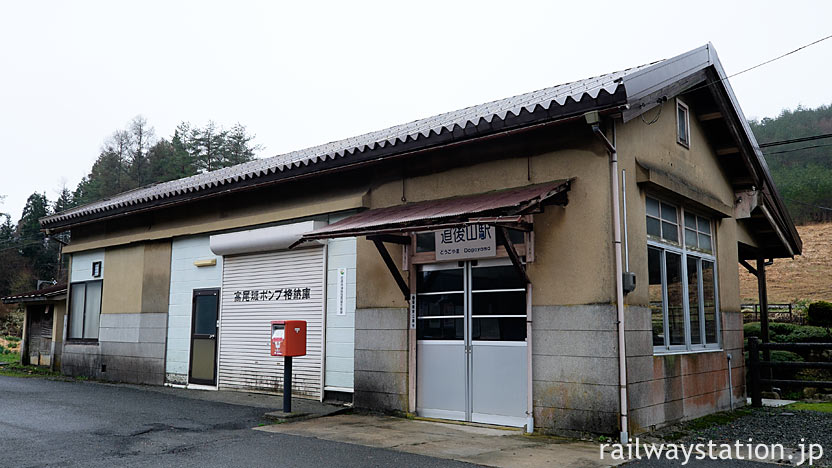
[{"left": 41, "top": 62, "right": 653, "bottom": 228}]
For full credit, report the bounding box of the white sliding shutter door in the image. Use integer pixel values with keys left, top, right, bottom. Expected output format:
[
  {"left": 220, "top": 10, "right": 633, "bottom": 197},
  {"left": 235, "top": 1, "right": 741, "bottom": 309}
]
[{"left": 219, "top": 247, "right": 325, "bottom": 397}]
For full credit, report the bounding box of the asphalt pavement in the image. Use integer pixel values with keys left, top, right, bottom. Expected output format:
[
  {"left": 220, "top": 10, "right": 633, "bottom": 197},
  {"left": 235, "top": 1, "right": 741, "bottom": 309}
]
[
  {"left": 0, "top": 376, "right": 786, "bottom": 468},
  {"left": 0, "top": 376, "right": 474, "bottom": 468}
]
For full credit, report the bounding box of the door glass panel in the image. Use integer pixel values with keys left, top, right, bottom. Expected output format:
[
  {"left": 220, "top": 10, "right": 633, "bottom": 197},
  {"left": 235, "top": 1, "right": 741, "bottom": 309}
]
[
  {"left": 471, "top": 266, "right": 526, "bottom": 290},
  {"left": 418, "top": 269, "right": 463, "bottom": 293},
  {"left": 417, "top": 294, "right": 463, "bottom": 317},
  {"left": 687, "top": 257, "right": 702, "bottom": 345},
  {"left": 702, "top": 261, "right": 717, "bottom": 344},
  {"left": 665, "top": 252, "right": 685, "bottom": 346},
  {"left": 191, "top": 339, "right": 216, "bottom": 381},
  {"left": 194, "top": 294, "right": 218, "bottom": 335},
  {"left": 83, "top": 281, "right": 102, "bottom": 339},
  {"left": 418, "top": 318, "right": 464, "bottom": 340},
  {"left": 471, "top": 317, "right": 526, "bottom": 341},
  {"left": 648, "top": 248, "right": 664, "bottom": 347},
  {"left": 471, "top": 292, "right": 525, "bottom": 316}
]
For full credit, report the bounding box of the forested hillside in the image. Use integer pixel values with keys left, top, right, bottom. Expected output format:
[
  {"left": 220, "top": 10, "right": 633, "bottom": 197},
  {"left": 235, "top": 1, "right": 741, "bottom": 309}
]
[
  {"left": 750, "top": 104, "right": 832, "bottom": 224},
  {"left": 0, "top": 117, "right": 261, "bottom": 331}
]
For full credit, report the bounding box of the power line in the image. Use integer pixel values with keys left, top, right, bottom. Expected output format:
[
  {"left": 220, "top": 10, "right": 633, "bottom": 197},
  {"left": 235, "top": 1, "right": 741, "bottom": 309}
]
[
  {"left": 675, "top": 33, "right": 832, "bottom": 101},
  {"left": 759, "top": 132, "right": 832, "bottom": 148},
  {"left": 785, "top": 198, "right": 832, "bottom": 212},
  {"left": 763, "top": 142, "right": 832, "bottom": 155}
]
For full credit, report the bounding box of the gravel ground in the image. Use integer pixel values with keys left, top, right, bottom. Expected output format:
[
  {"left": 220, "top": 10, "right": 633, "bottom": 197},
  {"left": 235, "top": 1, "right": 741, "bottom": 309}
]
[{"left": 678, "top": 407, "right": 832, "bottom": 466}]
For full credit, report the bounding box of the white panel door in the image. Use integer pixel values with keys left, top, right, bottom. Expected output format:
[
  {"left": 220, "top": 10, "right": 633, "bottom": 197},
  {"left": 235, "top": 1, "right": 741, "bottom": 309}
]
[{"left": 219, "top": 247, "right": 325, "bottom": 398}]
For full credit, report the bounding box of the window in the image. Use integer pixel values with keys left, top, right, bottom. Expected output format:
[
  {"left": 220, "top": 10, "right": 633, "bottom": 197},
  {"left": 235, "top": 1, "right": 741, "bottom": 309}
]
[
  {"left": 68, "top": 280, "right": 103, "bottom": 340},
  {"left": 677, "top": 99, "right": 690, "bottom": 148},
  {"left": 647, "top": 196, "right": 719, "bottom": 352}
]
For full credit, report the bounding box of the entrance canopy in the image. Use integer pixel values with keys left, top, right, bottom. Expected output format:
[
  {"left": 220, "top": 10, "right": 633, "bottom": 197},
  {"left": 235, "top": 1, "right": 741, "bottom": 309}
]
[{"left": 297, "top": 179, "right": 571, "bottom": 242}]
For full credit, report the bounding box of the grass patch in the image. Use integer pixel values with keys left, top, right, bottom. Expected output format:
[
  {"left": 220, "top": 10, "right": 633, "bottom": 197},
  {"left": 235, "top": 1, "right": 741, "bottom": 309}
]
[
  {"left": 656, "top": 408, "right": 754, "bottom": 442},
  {"left": 0, "top": 352, "right": 18, "bottom": 363},
  {"left": 787, "top": 402, "right": 832, "bottom": 413},
  {"left": 0, "top": 361, "right": 62, "bottom": 378}
]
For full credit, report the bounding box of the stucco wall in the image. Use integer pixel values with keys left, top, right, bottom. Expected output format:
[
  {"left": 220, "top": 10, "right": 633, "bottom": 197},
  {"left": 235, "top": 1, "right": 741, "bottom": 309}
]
[{"left": 617, "top": 99, "right": 745, "bottom": 433}]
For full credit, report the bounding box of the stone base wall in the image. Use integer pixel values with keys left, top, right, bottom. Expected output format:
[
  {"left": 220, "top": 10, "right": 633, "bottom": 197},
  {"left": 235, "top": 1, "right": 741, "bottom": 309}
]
[
  {"left": 353, "top": 308, "right": 408, "bottom": 412},
  {"left": 627, "top": 307, "right": 745, "bottom": 434},
  {"left": 61, "top": 313, "right": 167, "bottom": 385},
  {"left": 532, "top": 304, "right": 620, "bottom": 437}
]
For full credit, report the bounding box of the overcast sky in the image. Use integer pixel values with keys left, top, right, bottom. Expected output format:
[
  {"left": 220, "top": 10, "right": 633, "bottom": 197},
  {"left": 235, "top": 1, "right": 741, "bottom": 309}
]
[{"left": 1, "top": 1, "right": 830, "bottom": 222}]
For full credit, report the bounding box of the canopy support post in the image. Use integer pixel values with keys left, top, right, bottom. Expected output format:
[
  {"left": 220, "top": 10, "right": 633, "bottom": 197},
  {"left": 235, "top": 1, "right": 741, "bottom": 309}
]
[
  {"left": 371, "top": 238, "right": 410, "bottom": 300},
  {"left": 497, "top": 227, "right": 530, "bottom": 284}
]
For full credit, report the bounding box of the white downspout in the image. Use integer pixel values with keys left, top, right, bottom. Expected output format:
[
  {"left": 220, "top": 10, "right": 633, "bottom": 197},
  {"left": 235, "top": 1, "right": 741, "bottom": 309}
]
[{"left": 588, "top": 113, "right": 629, "bottom": 444}]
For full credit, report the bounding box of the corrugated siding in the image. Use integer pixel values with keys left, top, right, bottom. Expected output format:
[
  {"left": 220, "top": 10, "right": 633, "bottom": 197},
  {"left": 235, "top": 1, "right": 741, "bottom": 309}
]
[{"left": 218, "top": 247, "right": 325, "bottom": 397}]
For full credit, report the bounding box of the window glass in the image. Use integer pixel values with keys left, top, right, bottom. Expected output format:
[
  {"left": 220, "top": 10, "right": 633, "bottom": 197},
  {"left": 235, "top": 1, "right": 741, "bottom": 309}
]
[
  {"left": 684, "top": 212, "right": 697, "bottom": 229},
  {"left": 702, "top": 261, "right": 717, "bottom": 344},
  {"left": 418, "top": 269, "right": 463, "bottom": 293},
  {"left": 417, "top": 294, "right": 463, "bottom": 317},
  {"left": 666, "top": 252, "right": 685, "bottom": 346},
  {"left": 699, "top": 233, "right": 712, "bottom": 252},
  {"left": 685, "top": 228, "right": 698, "bottom": 248},
  {"left": 417, "top": 318, "right": 463, "bottom": 340},
  {"left": 471, "top": 292, "right": 525, "bottom": 316},
  {"left": 471, "top": 266, "right": 526, "bottom": 291},
  {"left": 194, "top": 294, "right": 218, "bottom": 335},
  {"left": 678, "top": 104, "right": 689, "bottom": 146},
  {"left": 697, "top": 216, "right": 711, "bottom": 234},
  {"left": 660, "top": 203, "right": 678, "bottom": 223},
  {"left": 415, "top": 232, "right": 435, "bottom": 253},
  {"left": 83, "top": 281, "right": 102, "bottom": 339},
  {"left": 647, "top": 217, "right": 661, "bottom": 237},
  {"left": 646, "top": 197, "right": 660, "bottom": 217},
  {"left": 471, "top": 317, "right": 526, "bottom": 341},
  {"left": 687, "top": 257, "right": 702, "bottom": 345},
  {"left": 69, "top": 283, "right": 86, "bottom": 339},
  {"left": 648, "top": 248, "right": 664, "bottom": 347},
  {"left": 662, "top": 222, "right": 679, "bottom": 243}
]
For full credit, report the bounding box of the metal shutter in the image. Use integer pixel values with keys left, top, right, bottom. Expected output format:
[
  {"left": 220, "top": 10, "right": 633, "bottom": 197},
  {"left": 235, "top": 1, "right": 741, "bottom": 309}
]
[{"left": 218, "top": 247, "right": 325, "bottom": 398}]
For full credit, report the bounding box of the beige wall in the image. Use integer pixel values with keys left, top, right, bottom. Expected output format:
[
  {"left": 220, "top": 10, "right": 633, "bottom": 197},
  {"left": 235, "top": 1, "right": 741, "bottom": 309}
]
[
  {"left": 64, "top": 187, "right": 367, "bottom": 254},
  {"left": 101, "top": 241, "right": 172, "bottom": 314},
  {"left": 617, "top": 98, "right": 740, "bottom": 313},
  {"left": 357, "top": 125, "right": 615, "bottom": 308}
]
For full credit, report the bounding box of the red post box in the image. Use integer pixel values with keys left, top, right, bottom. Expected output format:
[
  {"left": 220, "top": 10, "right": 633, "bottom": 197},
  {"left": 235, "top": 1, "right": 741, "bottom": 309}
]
[{"left": 271, "top": 320, "right": 307, "bottom": 357}]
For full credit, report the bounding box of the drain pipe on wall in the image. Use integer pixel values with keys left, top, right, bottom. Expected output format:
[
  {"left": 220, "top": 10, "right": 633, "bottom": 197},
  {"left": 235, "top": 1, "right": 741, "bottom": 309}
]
[{"left": 586, "top": 111, "right": 629, "bottom": 444}]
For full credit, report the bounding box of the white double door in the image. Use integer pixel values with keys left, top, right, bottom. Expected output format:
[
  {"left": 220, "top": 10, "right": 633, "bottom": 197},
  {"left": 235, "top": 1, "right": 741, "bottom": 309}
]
[{"left": 416, "top": 258, "right": 528, "bottom": 427}]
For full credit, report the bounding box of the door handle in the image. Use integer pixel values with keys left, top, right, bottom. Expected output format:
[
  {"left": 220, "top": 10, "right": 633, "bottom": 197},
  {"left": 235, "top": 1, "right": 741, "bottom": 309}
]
[{"left": 209, "top": 334, "right": 216, "bottom": 339}]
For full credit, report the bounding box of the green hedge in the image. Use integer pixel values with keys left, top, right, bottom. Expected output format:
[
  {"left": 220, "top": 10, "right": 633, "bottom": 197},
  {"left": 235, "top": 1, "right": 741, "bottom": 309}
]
[
  {"left": 808, "top": 301, "right": 832, "bottom": 327},
  {"left": 743, "top": 321, "right": 832, "bottom": 343}
]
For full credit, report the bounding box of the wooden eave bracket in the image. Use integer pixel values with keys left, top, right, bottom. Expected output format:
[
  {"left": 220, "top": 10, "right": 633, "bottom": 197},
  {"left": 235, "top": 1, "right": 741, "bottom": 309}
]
[
  {"left": 739, "top": 259, "right": 757, "bottom": 277},
  {"left": 371, "top": 238, "right": 410, "bottom": 300},
  {"left": 497, "top": 226, "right": 530, "bottom": 284}
]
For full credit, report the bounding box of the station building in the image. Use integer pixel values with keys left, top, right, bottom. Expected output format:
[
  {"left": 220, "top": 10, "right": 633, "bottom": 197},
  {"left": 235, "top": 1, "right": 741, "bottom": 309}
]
[{"left": 37, "top": 44, "right": 801, "bottom": 437}]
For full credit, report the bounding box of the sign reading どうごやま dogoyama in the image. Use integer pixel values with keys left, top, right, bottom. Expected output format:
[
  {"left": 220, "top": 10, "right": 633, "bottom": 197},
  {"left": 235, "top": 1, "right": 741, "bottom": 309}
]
[{"left": 435, "top": 225, "right": 496, "bottom": 261}]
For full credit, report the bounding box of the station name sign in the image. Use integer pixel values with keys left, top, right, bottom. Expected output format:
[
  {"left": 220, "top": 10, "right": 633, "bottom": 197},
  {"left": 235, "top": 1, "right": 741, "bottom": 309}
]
[
  {"left": 233, "top": 287, "right": 311, "bottom": 302},
  {"left": 435, "top": 224, "right": 496, "bottom": 261}
]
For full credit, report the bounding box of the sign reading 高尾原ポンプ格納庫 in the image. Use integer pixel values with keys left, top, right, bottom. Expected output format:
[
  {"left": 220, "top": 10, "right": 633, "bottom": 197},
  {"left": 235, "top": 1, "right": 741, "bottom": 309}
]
[{"left": 435, "top": 225, "right": 497, "bottom": 261}]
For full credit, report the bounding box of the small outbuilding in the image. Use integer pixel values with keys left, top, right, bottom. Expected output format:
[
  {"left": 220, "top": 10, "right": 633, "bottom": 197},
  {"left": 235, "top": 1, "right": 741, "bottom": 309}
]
[{"left": 2, "top": 283, "right": 67, "bottom": 369}]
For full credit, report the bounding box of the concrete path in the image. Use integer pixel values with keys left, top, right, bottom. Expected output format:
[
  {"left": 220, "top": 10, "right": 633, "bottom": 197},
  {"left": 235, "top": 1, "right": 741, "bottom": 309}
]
[{"left": 257, "top": 413, "right": 624, "bottom": 467}]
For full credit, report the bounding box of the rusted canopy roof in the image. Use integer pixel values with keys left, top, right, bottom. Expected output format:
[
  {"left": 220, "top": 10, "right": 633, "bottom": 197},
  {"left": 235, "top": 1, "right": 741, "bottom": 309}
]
[
  {"left": 300, "top": 180, "right": 571, "bottom": 240},
  {"left": 2, "top": 283, "right": 67, "bottom": 304}
]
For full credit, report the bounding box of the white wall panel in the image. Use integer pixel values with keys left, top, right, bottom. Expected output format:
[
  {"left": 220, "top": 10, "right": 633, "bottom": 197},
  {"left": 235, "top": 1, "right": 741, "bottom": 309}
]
[{"left": 324, "top": 237, "right": 356, "bottom": 390}]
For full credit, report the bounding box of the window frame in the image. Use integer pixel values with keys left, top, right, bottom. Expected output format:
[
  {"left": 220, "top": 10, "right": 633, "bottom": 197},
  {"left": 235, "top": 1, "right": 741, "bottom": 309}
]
[
  {"left": 676, "top": 98, "right": 691, "bottom": 148},
  {"left": 67, "top": 279, "right": 103, "bottom": 343},
  {"left": 647, "top": 197, "right": 721, "bottom": 354}
]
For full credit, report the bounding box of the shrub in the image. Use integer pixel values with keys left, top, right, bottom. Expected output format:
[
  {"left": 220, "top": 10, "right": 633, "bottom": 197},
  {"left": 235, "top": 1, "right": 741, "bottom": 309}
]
[
  {"left": 744, "top": 322, "right": 761, "bottom": 339},
  {"left": 781, "top": 325, "right": 832, "bottom": 343},
  {"left": 808, "top": 301, "right": 832, "bottom": 327},
  {"left": 769, "top": 350, "right": 804, "bottom": 363},
  {"left": 4, "top": 336, "right": 20, "bottom": 343},
  {"left": 0, "top": 344, "right": 6, "bottom": 354}
]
